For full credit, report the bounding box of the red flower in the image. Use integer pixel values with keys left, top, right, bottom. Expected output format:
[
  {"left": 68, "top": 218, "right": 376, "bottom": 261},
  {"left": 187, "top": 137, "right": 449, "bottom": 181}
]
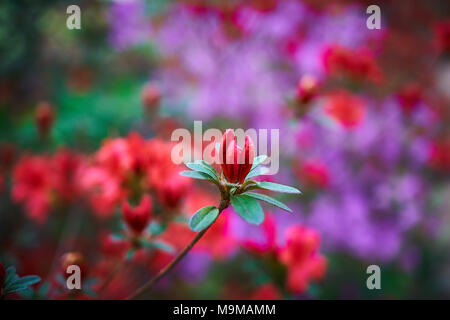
[
  {"left": 12, "top": 155, "right": 53, "bottom": 223},
  {"left": 34, "top": 101, "right": 55, "bottom": 138},
  {"left": 325, "top": 90, "right": 365, "bottom": 129},
  {"left": 279, "top": 225, "right": 327, "bottom": 294},
  {"left": 250, "top": 283, "right": 282, "bottom": 300},
  {"left": 433, "top": 20, "right": 450, "bottom": 54},
  {"left": 397, "top": 83, "right": 422, "bottom": 113},
  {"left": 122, "top": 195, "right": 152, "bottom": 234},
  {"left": 157, "top": 172, "right": 191, "bottom": 209},
  {"left": 297, "top": 159, "right": 330, "bottom": 189},
  {"left": 296, "top": 74, "right": 320, "bottom": 104},
  {"left": 429, "top": 139, "right": 450, "bottom": 172},
  {"left": 0, "top": 260, "right": 5, "bottom": 290},
  {"left": 323, "top": 45, "right": 383, "bottom": 84},
  {"left": 220, "top": 129, "right": 255, "bottom": 184}
]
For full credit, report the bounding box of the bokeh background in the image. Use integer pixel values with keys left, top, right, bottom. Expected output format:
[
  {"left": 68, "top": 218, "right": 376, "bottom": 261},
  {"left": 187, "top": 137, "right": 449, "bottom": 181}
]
[{"left": 0, "top": 0, "right": 450, "bottom": 299}]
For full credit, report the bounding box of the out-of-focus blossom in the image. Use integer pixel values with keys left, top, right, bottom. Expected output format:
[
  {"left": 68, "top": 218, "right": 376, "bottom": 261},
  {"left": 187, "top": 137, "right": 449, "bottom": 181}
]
[
  {"left": 122, "top": 195, "right": 152, "bottom": 234},
  {"left": 157, "top": 173, "right": 191, "bottom": 209},
  {"left": 433, "top": 20, "right": 450, "bottom": 54},
  {"left": 12, "top": 155, "right": 54, "bottom": 223},
  {"left": 60, "top": 252, "right": 88, "bottom": 280},
  {"left": 100, "top": 233, "right": 130, "bottom": 258},
  {"left": 324, "top": 90, "right": 365, "bottom": 128},
  {"left": 220, "top": 129, "right": 255, "bottom": 184},
  {"left": 34, "top": 101, "right": 55, "bottom": 138},
  {"left": 279, "top": 225, "right": 327, "bottom": 294},
  {"left": 429, "top": 138, "right": 450, "bottom": 172},
  {"left": 296, "top": 74, "right": 320, "bottom": 105},
  {"left": 323, "top": 45, "right": 384, "bottom": 84},
  {"left": 397, "top": 83, "right": 423, "bottom": 113},
  {"left": 296, "top": 159, "right": 330, "bottom": 189},
  {"left": 108, "top": 0, "right": 152, "bottom": 51},
  {"left": 250, "top": 283, "right": 282, "bottom": 300}
]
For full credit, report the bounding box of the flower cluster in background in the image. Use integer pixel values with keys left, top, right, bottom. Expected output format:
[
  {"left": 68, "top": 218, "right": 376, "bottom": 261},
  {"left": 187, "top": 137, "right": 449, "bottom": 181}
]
[{"left": 0, "top": 0, "right": 449, "bottom": 299}]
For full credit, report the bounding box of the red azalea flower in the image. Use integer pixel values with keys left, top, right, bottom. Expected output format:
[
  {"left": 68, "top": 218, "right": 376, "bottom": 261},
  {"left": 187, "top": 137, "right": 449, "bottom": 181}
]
[
  {"left": 323, "top": 45, "right": 383, "bottom": 84},
  {"left": 220, "top": 129, "right": 255, "bottom": 184},
  {"left": 250, "top": 283, "right": 282, "bottom": 300},
  {"left": 397, "top": 83, "right": 422, "bottom": 113},
  {"left": 279, "top": 225, "right": 327, "bottom": 294},
  {"left": 297, "top": 159, "right": 330, "bottom": 189},
  {"left": 122, "top": 195, "right": 152, "bottom": 234},
  {"left": 433, "top": 20, "right": 450, "bottom": 54},
  {"left": 325, "top": 90, "right": 365, "bottom": 129},
  {"left": 429, "top": 139, "right": 450, "bottom": 172},
  {"left": 12, "top": 155, "right": 53, "bottom": 223},
  {"left": 157, "top": 172, "right": 191, "bottom": 209},
  {"left": 296, "top": 74, "right": 320, "bottom": 104}
]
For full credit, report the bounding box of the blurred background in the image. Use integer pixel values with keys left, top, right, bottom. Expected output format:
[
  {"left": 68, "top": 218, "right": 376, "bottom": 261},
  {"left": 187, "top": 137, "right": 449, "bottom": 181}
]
[{"left": 0, "top": 0, "right": 449, "bottom": 299}]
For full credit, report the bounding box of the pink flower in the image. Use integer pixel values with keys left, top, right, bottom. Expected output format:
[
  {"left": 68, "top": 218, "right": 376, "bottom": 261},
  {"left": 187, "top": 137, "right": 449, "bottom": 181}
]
[
  {"left": 157, "top": 172, "right": 191, "bottom": 209},
  {"left": 220, "top": 129, "right": 255, "bottom": 184}
]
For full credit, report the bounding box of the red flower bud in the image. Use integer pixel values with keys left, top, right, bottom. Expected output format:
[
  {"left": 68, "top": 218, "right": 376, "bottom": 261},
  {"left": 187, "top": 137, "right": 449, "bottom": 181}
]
[
  {"left": 122, "top": 195, "right": 152, "bottom": 234},
  {"left": 34, "top": 102, "right": 55, "bottom": 138},
  {"left": 220, "top": 129, "right": 255, "bottom": 184},
  {"left": 141, "top": 82, "right": 160, "bottom": 112},
  {"left": 60, "top": 252, "right": 87, "bottom": 280},
  {"left": 296, "top": 74, "right": 319, "bottom": 104},
  {"left": 158, "top": 174, "right": 190, "bottom": 209},
  {"left": 0, "top": 260, "right": 5, "bottom": 289}
]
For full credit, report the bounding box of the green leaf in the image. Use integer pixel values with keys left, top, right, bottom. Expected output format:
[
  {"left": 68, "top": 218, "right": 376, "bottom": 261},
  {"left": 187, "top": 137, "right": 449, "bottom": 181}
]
[
  {"left": 4, "top": 266, "right": 17, "bottom": 287},
  {"left": 196, "top": 160, "right": 219, "bottom": 177},
  {"left": 256, "top": 181, "right": 302, "bottom": 194},
  {"left": 14, "top": 275, "right": 41, "bottom": 288},
  {"left": 180, "top": 170, "right": 214, "bottom": 181},
  {"left": 231, "top": 194, "right": 265, "bottom": 225},
  {"left": 245, "top": 166, "right": 270, "bottom": 179},
  {"left": 148, "top": 222, "right": 166, "bottom": 236},
  {"left": 244, "top": 192, "right": 292, "bottom": 213},
  {"left": 189, "top": 206, "right": 220, "bottom": 232},
  {"left": 186, "top": 162, "right": 218, "bottom": 180},
  {"left": 250, "top": 155, "right": 268, "bottom": 171},
  {"left": 151, "top": 241, "right": 175, "bottom": 253}
]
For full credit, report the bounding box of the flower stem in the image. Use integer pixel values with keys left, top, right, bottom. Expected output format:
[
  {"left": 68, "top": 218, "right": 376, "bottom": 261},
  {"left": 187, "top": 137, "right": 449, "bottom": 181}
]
[{"left": 126, "top": 198, "right": 230, "bottom": 300}]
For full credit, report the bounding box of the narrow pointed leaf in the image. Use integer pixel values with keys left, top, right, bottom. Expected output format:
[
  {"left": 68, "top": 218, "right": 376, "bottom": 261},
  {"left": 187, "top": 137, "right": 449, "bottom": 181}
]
[
  {"left": 186, "top": 162, "right": 218, "bottom": 180},
  {"left": 231, "top": 194, "right": 264, "bottom": 225},
  {"left": 244, "top": 192, "right": 292, "bottom": 213},
  {"left": 196, "top": 160, "right": 219, "bottom": 177},
  {"left": 245, "top": 166, "right": 270, "bottom": 179},
  {"left": 250, "top": 155, "right": 268, "bottom": 171},
  {"left": 180, "top": 170, "right": 214, "bottom": 181},
  {"left": 189, "top": 206, "right": 220, "bottom": 232},
  {"left": 256, "top": 181, "right": 301, "bottom": 194}
]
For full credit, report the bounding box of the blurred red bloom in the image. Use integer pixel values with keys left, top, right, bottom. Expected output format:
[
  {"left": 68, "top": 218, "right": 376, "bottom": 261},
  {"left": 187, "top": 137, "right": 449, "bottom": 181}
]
[
  {"left": 100, "top": 233, "right": 129, "bottom": 258},
  {"left": 433, "top": 20, "right": 450, "bottom": 54},
  {"left": 325, "top": 90, "right": 365, "bottom": 129},
  {"left": 52, "top": 150, "right": 83, "bottom": 202},
  {"left": 60, "top": 252, "right": 88, "bottom": 280},
  {"left": 296, "top": 74, "right": 320, "bottom": 104},
  {"left": 429, "top": 139, "right": 450, "bottom": 172},
  {"left": 34, "top": 101, "right": 55, "bottom": 138},
  {"left": 220, "top": 129, "right": 255, "bottom": 184},
  {"left": 12, "top": 155, "right": 53, "bottom": 223},
  {"left": 250, "top": 283, "right": 282, "bottom": 300},
  {"left": 122, "top": 195, "right": 152, "bottom": 234},
  {"left": 397, "top": 83, "right": 423, "bottom": 113},
  {"left": 157, "top": 172, "right": 191, "bottom": 209},
  {"left": 296, "top": 159, "right": 330, "bottom": 189},
  {"left": 323, "top": 45, "right": 383, "bottom": 84},
  {"left": 279, "top": 225, "right": 327, "bottom": 294}
]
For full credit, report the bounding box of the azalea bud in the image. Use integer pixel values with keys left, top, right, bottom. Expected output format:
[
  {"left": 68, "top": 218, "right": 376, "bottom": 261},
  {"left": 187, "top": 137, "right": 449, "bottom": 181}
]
[
  {"left": 60, "top": 252, "right": 87, "bottom": 280},
  {"left": 122, "top": 195, "right": 152, "bottom": 234},
  {"left": 0, "top": 260, "right": 5, "bottom": 289},
  {"left": 141, "top": 82, "right": 160, "bottom": 113},
  {"left": 296, "top": 74, "right": 319, "bottom": 104},
  {"left": 220, "top": 129, "right": 255, "bottom": 184},
  {"left": 34, "top": 101, "right": 55, "bottom": 138}
]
